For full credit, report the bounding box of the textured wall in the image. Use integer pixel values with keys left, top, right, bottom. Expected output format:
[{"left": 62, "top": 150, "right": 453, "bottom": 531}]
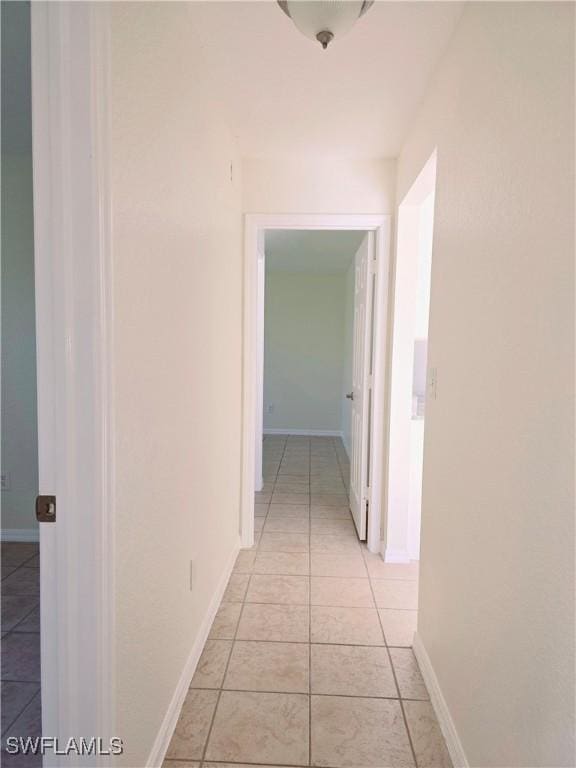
[
  {"left": 397, "top": 3, "right": 575, "bottom": 765},
  {"left": 111, "top": 4, "right": 243, "bottom": 764}
]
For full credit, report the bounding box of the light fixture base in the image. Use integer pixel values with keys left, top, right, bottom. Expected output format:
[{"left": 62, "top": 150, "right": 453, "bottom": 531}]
[{"left": 316, "top": 30, "right": 334, "bottom": 49}]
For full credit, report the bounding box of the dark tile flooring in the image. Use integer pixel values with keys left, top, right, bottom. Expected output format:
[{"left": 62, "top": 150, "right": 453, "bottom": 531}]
[{"left": 1, "top": 542, "right": 42, "bottom": 766}]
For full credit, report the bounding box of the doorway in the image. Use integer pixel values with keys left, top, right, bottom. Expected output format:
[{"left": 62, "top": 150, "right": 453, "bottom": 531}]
[
  {"left": 1, "top": 1, "right": 42, "bottom": 760},
  {"left": 385, "top": 152, "right": 437, "bottom": 563},
  {"left": 241, "top": 215, "right": 391, "bottom": 554}
]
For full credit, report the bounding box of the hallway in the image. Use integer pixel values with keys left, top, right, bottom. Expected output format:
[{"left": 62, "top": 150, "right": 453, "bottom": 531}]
[{"left": 164, "top": 436, "right": 450, "bottom": 768}]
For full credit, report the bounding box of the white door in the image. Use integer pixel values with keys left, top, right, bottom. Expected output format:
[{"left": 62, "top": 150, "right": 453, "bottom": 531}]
[{"left": 349, "top": 234, "right": 375, "bottom": 539}]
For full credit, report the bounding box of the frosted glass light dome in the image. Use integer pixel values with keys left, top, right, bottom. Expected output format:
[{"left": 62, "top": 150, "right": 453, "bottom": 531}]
[{"left": 278, "top": 1, "right": 374, "bottom": 49}]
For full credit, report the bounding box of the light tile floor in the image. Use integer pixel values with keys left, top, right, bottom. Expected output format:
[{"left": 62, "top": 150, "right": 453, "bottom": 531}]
[{"left": 165, "top": 436, "right": 451, "bottom": 768}]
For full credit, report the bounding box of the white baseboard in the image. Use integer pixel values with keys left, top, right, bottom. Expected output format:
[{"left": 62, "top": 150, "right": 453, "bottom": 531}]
[
  {"left": 382, "top": 545, "right": 411, "bottom": 564},
  {"left": 341, "top": 434, "right": 351, "bottom": 459},
  {"left": 1, "top": 528, "right": 40, "bottom": 543},
  {"left": 413, "top": 632, "right": 469, "bottom": 768},
  {"left": 264, "top": 428, "right": 344, "bottom": 437},
  {"left": 146, "top": 538, "right": 241, "bottom": 768}
]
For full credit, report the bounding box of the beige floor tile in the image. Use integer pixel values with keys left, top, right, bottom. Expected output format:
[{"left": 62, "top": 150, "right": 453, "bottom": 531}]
[
  {"left": 166, "top": 689, "right": 218, "bottom": 761},
  {"left": 264, "top": 516, "right": 310, "bottom": 533},
  {"left": 379, "top": 609, "right": 417, "bottom": 647},
  {"left": 246, "top": 574, "right": 309, "bottom": 605},
  {"left": 278, "top": 468, "right": 308, "bottom": 478},
  {"left": 310, "top": 552, "right": 367, "bottom": 578},
  {"left": 254, "top": 517, "right": 265, "bottom": 533},
  {"left": 237, "top": 603, "right": 309, "bottom": 642},
  {"left": 272, "top": 492, "right": 310, "bottom": 505},
  {"left": 371, "top": 579, "right": 419, "bottom": 609},
  {"left": 255, "top": 492, "right": 272, "bottom": 503},
  {"left": 363, "top": 551, "right": 419, "bottom": 580},
  {"left": 310, "top": 577, "right": 374, "bottom": 607},
  {"left": 389, "top": 648, "right": 429, "bottom": 700},
  {"left": 310, "top": 535, "right": 360, "bottom": 554},
  {"left": 224, "top": 640, "right": 309, "bottom": 693},
  {"left": 274, "top": 481, "right": 310, "bottom": 493},
  {"left": 233, "top": 550, "right": 256, "bottom": 574},
  {"left": 254, "top": 504, "right": 269, "bottom": 518},
  {"left": 204, "top": 764, "right": 301, "bottom": 768},
  {"left": 311, "top": 644, "right": 396, "bottom": 698},
  {"left": 191, "top": 640, "right": 232, "bottom": 689},
  {"left": 311, "top": 494, "right": 349, "bottom": 507},
  {"left": 209, "top": 603, "right": 242, "bottom": 639},
  {"left": 311, "top": 695, "right": 414, "bottom": 767},
  {"left": 254, "top": 552, "right": 309, "bottom": 576},
  {"left": 404, "top": 700, "right": 452, "bottom": 767},
  {"left": 223, "top": 573, "right": 250, "bottom": 603},
  {"left": 310, "top": 506, "right": 351, "bottom": 518},
  {"left": 310, "top": 518, "right": 355, "bottom": 535},
  {"left": 310, "top": 486, "right": 347, "bottom": 497},
  {"left": 268, "top": 503, "right": 310, "bottom": 518},
  {"left": 311, "top": 606, "right": 384, "bottom": 646},
  {"left": 163, "top": 761, "right": 199, "bottom": 767},
  {"left": 310, "top": 469, "right": 341, "bottom": 479},
  {"left": 277, "top": 474, "right": 310, "bottom": 484},
  {"left": 205, "top": 691, "right": 309, "bottom": 765},
  {"left": 259, "top": 532, "right": 310, "bottom": 553}
]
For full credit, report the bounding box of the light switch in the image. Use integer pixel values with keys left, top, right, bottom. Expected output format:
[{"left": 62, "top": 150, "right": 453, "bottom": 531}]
[{"left": 428, "top": 367, "right": 438, "bottom": 400}]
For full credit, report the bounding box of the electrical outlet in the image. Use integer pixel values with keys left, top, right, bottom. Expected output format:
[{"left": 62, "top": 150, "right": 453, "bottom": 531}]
[
  {"left": 189, "top": 560, "right": 194, "bottom": 591},
  {"left": 1, "top": 473, "right": 10, "bottom": 491}
]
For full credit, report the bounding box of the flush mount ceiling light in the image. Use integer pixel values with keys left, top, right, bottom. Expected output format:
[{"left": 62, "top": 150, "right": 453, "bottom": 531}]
[{"left": 277, "top": 1, "right": 374, "bottom": 49}]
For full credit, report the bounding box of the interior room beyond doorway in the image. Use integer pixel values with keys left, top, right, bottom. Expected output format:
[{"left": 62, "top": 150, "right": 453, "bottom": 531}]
[{"left": 263, "top": 229, "right": 364, "bottom": 448}]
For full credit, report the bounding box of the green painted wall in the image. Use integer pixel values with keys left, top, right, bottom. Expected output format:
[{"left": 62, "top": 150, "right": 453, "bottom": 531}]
[{"left": 264, "top": 271, "right": 349, "bottom": 433}]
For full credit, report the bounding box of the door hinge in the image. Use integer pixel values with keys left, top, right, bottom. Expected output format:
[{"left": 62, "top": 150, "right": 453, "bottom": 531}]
[{"left": 36, "top": 495, "right": 56, "bottom": 523}]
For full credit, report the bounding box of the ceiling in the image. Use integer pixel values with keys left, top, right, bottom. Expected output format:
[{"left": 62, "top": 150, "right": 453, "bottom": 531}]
[
  {"left": 266, "top": 230, "right": 365, "bottom": 273},
  {"left": 192, "top": 1, "right": 463, "bottom": 159},
  {"left": 2, "top": 2, "right": 463, "bottom": 161}
]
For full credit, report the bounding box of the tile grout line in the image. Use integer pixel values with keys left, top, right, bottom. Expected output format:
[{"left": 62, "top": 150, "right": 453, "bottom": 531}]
[
  {"left": 1, "top": 686, "right": 42, "bottom": 741},
  {"left": 368, "top": 567, "right": 420, "bottom": 768},
  {"left": 201, "top": 438, "right": 421, "bottom": 768},
  {"left": 198, "top": 438, "right": 290, "bottom": 765},
  {"left": 307, "top": 437, "right": 312, "bottom": 768},
  {"left": 191, "top": 684, "right": 428, "bottom": 703},
  {"left": 195, "top": 636, "right": 411, "bottom": 649},
  {"left": 1, "top": 543, "right": 42, "bottom": 741}
]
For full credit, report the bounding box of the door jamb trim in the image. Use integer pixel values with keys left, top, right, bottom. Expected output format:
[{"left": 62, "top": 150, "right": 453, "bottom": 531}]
[{"left": 242, "top": 213, "right": 391, "bottom": 554}]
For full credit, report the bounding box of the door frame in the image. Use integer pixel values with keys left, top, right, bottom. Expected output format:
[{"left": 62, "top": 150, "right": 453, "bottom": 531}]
[
  {"left": 31, "top": 3, "right": 114, "bottom": 761},
  {"left": 241, "top": 213, "right": 391, "bottom": 554}
]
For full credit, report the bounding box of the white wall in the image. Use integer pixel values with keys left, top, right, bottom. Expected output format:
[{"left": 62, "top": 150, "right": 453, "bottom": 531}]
[
  {"left": 397, "top": 3, "right": 574, "bottom": 765},
  {"left": 111, "top": 4, "right": 243, "bottom": 765},
  {"left": 243, "top": 157, "right": 396, "bottom": 214},
  {"left": 264, "top": 271, "right": 346, "bottom": 433},
  {"left": 340, "top": 261, "right": 355, "bottom": 454},
  {"left": 1, "top": 1, "right": 38, "bottom": 537}
]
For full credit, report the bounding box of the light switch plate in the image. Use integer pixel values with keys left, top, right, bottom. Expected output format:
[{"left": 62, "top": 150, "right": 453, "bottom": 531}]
[{"left": 428, "top": 367, "right": 438, "bottom": 400}]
